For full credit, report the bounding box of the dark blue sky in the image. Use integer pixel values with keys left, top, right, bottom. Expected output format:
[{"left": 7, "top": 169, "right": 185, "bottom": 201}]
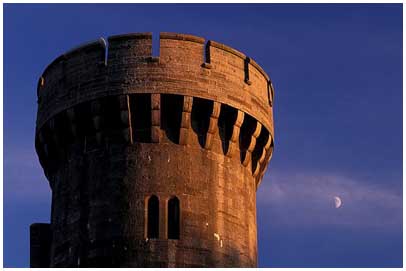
[{"left": 4, "top": 4, "right": 402, "bottom": 267}]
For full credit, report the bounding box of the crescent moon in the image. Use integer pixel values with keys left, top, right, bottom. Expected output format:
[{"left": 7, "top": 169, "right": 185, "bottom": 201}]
[{"left": 334, "top": 196, "right": 342, "bottom": 208}]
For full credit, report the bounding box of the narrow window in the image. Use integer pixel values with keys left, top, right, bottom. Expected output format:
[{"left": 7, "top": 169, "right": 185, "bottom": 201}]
[
  {"left": 147, "top": 195, "right": 159, "bottom": 239},
  {"left": 168, "top": 197, "right": 180, "bottom": 239}
]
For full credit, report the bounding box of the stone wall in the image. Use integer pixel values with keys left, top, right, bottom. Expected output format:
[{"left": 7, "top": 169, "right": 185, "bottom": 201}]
[{"left": 33, "top": 32, "right": 275, "bottom": 267}]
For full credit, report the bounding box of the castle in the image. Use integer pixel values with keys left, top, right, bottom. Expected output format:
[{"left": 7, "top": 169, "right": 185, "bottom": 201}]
[{"left": 31, "top": 32, "right": 275, "bottom": 267}]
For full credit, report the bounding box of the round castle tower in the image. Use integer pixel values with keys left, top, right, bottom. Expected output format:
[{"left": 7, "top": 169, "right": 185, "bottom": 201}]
[{"left": 32, "top": 32, "right": 275, "bottom": 267}]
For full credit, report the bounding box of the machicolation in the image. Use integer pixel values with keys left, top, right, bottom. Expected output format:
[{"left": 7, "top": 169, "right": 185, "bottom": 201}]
[{"left": 32, "top": 32, "right": 275, "bottom": 268}]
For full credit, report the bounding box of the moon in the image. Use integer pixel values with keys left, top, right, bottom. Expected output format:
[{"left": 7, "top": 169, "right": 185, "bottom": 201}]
[{"left": 334, "top": 196, "right": 342, "bottom": 208}]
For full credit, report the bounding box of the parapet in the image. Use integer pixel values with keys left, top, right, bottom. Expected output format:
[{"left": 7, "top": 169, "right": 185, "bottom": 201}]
[
  {"left": 37, "top": 32, "right": 274, "bottom": 136},
  {"left": 35, "top": 32, "right": 275, "bottom": 187}
]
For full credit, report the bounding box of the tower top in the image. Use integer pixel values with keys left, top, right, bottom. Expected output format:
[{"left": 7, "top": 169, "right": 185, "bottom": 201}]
[{"left": 36, "top": 32, "right": 274, "bottom": 139}]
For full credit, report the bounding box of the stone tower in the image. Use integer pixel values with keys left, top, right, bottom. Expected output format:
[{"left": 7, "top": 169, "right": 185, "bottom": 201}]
[{"left": 31, "top": 32, "right": 275, "bottom": 267}]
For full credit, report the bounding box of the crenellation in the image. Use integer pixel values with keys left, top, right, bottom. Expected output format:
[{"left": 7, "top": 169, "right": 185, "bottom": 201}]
[
  {"left": 40, "top": 54, "right": 66, "bottom": 90},
  {"left": 209, "top": 43, "right": 246, "bottom": 85},
  {"left": 33, "top": 32, "right": 275, "bottom": 268},
  {"left": 36, "top": 33, "right": 273, "bottom": 140},
  {"left": 160, "top": 32, "right": 205, "bottom": 44},
  {"left": 63, "top": 39, "right": 106, "bottom": 94},
  {"left": 208, "top": 40, "right": 246, "bottom": 60},
  {"left": 160, "top": 33, "right": 205, "bottom": 66},
  {"left": 108, "top": 33, "right": 152, "bottom": 61},
  {"left": 249, "top": 62, "right": 268, "bottom": 102},
  {"left": 64, "top": 39, "right": 106, "bottom": 58}
]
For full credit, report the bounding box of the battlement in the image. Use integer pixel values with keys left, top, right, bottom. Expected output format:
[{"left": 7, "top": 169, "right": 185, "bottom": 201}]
[
  {"left": 37, "top": 33, "right": 274, "bottom": 134},
  {"left": 33, "top": 32, "right": 276, "bottom": 268},
  {"left": 39, "top": 39, "right": 106, "bottom": 94},
  {"left": 160, "top": 32, "right": 205, "bottom": 43},
  {"left": 35, "top": 32, "right": 274, "bottom": 186}
]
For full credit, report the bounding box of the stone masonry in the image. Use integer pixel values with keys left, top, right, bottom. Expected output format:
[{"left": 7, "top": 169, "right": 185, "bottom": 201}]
[{"left": 32, "top": 32, "right": 275, "bottom": 267}]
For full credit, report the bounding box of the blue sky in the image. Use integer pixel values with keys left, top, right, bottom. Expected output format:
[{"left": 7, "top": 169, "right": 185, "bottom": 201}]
[{"left": 4, "top": 4, "right": 402, "bottom": 267}]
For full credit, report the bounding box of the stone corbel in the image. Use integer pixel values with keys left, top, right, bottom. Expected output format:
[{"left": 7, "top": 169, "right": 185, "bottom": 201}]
[
  {"left": 204, "top": 101, "right": 221, "bottom": 150},
  {"left": 91, "top": 100, "right": 103, "bottom": 144},
  {"left": 256, "top": 141, "right": 274, "bottom": 188},
  {"left": 242, "top": 122, "right": 262, "bottom": 167},
  {"left": 179, "top": 96, "right": 193, "bottom": 145},
  {"left": 253, "top": 132, "right": 272, "bottom": 178},
  {"left": 151, "top": 94, "right": 161, "bottom": 143},
  {"left": 226, "top": 110, "right": 245, "bottom": 158},
  {"left": 119, "top": 95, "right": 132, "bottom": 144}
]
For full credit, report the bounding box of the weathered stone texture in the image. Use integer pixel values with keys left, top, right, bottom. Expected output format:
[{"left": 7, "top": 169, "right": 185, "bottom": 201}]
[{"left": 32, "top": 32, "right": 275, "bottom": 267}]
